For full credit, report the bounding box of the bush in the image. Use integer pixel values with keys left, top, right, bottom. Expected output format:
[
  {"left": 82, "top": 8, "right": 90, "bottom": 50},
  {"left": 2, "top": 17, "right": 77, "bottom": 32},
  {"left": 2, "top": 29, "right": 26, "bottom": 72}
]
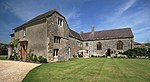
[
  {"left": 29, "top": 53, "right": 34, "bottom": 62},
  {"left": 14, "top": 53, "right": 19, "bottom": 61},
  {"left": 91, "top": 55, "right": 96, "bottom": 57},
  {"left": 123, "top": 48, "right": 149, "bottom": 58},
  {"left": 38, "top": 56, "right": 47, "bottom": 63},
  {"left": 9, "top": 55, "right": 14, "bottom": 60},
  {"left": 38, "top": 56, "right": 42, "bottom": 63},
  {"left": 33, "top": 55, "right": 37, "bottom": 62},
  {"left": 41, "top": 58, "right": 47, "bottom": 63}
]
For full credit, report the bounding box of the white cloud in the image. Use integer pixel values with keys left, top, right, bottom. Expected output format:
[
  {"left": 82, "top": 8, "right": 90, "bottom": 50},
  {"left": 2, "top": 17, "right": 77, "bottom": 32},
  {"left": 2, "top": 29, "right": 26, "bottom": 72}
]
[
  {"left": 107, "top": 0, "right": 137, "bottom": 22},
  {"left": 59, "top": 7, "right": 83, "bottom": 31},
  {"left": 97, "top": 0, "right": 150, "bottom": 42},
  {"left": 3, "top": 0, "right": 51, "bottom": 21},
  {"left": 117, "top": 0, "right": 136, "bottom": 16},
  {"left": 3, "top": 0, "right": 84, "bottom": 31}
]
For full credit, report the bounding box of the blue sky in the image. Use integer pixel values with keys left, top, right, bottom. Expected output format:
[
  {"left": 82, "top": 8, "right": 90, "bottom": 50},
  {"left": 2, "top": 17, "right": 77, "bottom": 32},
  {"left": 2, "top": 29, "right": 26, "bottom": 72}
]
[{"left": 0, "top": 0, "right": 150, "bottom": 43}]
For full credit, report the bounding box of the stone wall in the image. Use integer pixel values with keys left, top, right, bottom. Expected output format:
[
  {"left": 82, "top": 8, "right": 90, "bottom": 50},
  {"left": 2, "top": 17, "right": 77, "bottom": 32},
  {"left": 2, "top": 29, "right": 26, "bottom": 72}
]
[
  {"left": 26, "top": 21, "right": 47, "bottom": 58},
  {"left": 14, "top": 20, "right": 47, "bottom": 58},
  {"left": 82, "top": 38, "right": 133, "bottom": 56},
  {"left": 68, "top": 37, "right": 82, "bottom": 57},
  {"left": 12, "top": 11, "right": 134, "bottom": 61},
  {"left": 47, "top": 12, "right": 69, "bottom": 61}
]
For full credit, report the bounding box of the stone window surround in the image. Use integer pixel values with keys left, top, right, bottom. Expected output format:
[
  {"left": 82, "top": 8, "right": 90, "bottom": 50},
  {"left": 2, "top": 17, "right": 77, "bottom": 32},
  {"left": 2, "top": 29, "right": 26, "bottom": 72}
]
[
  {"left": 117, "top": 40, "right": 123, "bottom": 50},
  {"left": 86, "top": 43, "right": 88, "bottom": 47},
  {"left": 53, "top": 49, "right": 59, "bottom": 56},
  {"left": 97, "top": 42, "right": 102, "bottom": 50},
  {"left": 23, "top": 29, "right": 26, "bottom": 37},
  {"left": 57, "top": 17, "right": 63, "bottom": 26},
  {"left": 54, "top": 36, "right": 61, "bottom": 43}
]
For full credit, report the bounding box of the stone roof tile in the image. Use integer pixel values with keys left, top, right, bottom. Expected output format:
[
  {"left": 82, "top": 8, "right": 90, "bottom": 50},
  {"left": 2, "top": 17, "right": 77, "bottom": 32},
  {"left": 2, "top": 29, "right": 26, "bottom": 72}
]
[{"left": 80, "top": 28, "right": 134, "bottom": 40}]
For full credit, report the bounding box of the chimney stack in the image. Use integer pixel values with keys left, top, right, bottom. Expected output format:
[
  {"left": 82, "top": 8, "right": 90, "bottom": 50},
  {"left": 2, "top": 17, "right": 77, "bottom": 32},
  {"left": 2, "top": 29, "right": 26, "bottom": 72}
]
[
  {"left": 92, "top": 25, "right": 94, "bottom": 33},
  {"left": 80, "top": 31, "right": 83, "bottom": 34}
]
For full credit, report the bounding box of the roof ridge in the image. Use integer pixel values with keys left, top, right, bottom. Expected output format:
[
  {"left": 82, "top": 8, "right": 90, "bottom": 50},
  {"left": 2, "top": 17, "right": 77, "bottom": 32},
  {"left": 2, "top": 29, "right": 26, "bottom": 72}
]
[
  {"left": 82, "top": 27, "right": 131, "bottom": 34},
  {"left": 13, "top": 9, "right": 57, "bottom": 30}
]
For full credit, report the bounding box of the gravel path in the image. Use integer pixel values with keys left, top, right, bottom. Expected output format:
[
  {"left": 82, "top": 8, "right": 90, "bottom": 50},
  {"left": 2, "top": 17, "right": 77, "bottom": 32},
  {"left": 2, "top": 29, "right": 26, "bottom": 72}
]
[{"left": 0, "top": 60, "right": 40, "bottom": 82}]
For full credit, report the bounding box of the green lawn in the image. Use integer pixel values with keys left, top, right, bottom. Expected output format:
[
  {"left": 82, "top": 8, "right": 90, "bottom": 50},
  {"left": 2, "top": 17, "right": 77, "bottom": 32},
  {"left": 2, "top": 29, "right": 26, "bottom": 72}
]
[
  {"left": 23, "top": 58, "right": 150, "bottom": 82},
  {"left": 0, "top": 55, "right": 7, "bottom": 60}
]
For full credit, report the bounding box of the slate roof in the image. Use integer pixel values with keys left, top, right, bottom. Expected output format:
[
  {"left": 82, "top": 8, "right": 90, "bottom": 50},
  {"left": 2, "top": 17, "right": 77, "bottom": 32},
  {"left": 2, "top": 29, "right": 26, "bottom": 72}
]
[
  {"left": 69, "top": 28, "right": 82, "bottom": 40},
  {"left": 13, "top": 9, "right": 58, "bottom": 30},
  {"left": 80, "top": 28, "right": 134, "bottom": 40},
  {"left": 12, "top": 9, "right": 134, "bottom": 41}
]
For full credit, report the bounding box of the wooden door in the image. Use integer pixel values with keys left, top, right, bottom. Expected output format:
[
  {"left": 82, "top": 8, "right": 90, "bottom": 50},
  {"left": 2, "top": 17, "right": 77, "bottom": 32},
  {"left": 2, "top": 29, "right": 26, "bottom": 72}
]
[{"left": 20, "top": 45, "right": 27, "bottom": 61}]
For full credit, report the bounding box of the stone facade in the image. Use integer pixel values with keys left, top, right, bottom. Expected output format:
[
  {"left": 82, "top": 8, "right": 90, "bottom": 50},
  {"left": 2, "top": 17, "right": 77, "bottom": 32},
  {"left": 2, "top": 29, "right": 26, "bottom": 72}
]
[
  {"left": 10, "top": 9, "right": 134, "bottom": 62},
  {"left": 82, "top": 38, "right": 133, "bottom": 57},
  {"left": 13, "top": 19, "right": 47, "bottom": 59}
]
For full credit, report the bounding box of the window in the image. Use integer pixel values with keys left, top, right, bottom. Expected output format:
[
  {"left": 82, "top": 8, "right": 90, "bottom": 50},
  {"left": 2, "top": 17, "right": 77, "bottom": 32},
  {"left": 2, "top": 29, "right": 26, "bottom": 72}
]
[
  {"left": 54, "top": 36, "right": 61, "bottom": 43},
  {"left": 80, "top": 43, "right": 83, "bottom": 47},
  {"left": 53, "top": 49, "right": 59, "bottom": 56},
  {"left": 23, "top": 29, "right": 26, "bottom": 37},
  {"left": 77, "top": 41, "right": 80, "bottom": 46},
  {"left": 97, "top": 42, "right": 102, "bottom": 50},
  {"left": 57, "top": 17, "right": 63, "bottom": 26},
  {"left": 117, "top": 41, "right": 123, "bottom": 50},
  {"left": 86, "top": 43, "right": 88, "bottom": 47},
  {"left": 86, "top": 50, "right": 88, "bottom": 53}
]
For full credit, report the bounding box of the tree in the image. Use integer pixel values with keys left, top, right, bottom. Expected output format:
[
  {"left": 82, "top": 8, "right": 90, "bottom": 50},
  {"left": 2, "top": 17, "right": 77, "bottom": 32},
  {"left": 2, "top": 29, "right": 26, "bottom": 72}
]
[
  {"left": 12, "top": 39, "right": 19, "bottom": 47},
  {"left": 0, "top": 43, "right": 8, "bottom": 55},
  {"left": 123, "top": 48, "right": 148, "bottom": 58}
]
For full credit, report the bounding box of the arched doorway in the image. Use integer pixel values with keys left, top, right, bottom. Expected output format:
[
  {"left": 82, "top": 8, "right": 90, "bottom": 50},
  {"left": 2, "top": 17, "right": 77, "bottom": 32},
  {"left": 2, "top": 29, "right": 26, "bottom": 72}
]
[{"left": 107, "top": 48, "right": 111, "bottom": 56}]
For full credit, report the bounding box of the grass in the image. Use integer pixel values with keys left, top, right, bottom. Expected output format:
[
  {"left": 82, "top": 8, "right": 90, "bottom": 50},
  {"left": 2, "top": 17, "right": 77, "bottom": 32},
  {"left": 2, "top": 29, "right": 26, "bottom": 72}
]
[
  {"left": 0, "top": 55, "right": 7, "bottom": 60},
  {"left": 23, "top": 58, "right": 150, "bottom": 82}
]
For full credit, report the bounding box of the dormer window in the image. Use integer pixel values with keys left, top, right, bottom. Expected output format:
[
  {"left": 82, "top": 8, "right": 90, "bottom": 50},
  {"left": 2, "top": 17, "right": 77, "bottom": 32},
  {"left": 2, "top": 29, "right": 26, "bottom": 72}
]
[
  {"left": 57, "top": 17, "right": 63, "bottom": 26},
  {"left": 23, "top": 29, "right": 26, "bottom": 37}
]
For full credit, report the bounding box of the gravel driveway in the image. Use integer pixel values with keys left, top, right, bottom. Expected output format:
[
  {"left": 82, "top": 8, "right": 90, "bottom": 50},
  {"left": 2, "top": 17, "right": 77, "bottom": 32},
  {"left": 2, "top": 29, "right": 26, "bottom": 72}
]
[{"left": 0, "top": 60, "right": 40, "bottom": 82}]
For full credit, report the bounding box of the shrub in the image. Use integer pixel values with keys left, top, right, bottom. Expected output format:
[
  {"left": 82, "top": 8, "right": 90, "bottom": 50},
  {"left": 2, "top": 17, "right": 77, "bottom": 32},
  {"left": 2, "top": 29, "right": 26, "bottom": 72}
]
[
  {"left": 91, "top": 55, "right": 95, "bottom": 57},
  {"left": 38, "top": 56, "right": 43, "bottom": 63},
  {"left": 29, "top": 53, "right": 34, "bottom": 62},
  {"left": 14, "top": 53, "right": 18, "bottom": 61},
  {"left": 33, "top": 55, "right": 37, "bottom": 62},
  {"left": 9, "top": 55, "right": 14, "bottom": 60},
  {"left": 123, "top": 48, "right": 148, "bottom": 58},
  {"left": 38, "top": 56, "right": 47, "bottom": 63},
  {"left": 41, "top": 58, "right": 47, "bottom": 63}
]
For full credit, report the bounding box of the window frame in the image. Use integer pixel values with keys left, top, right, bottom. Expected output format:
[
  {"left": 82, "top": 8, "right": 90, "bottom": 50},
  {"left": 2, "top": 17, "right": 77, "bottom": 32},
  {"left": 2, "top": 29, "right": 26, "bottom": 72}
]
[
  {"left": 86, "top": 43, "right": 88, "bottom": 47},
  {"left": 117, "top": 41, "right": 123, "bottom": 50},
  {"left": 97, "top": 42, "right": 102, "bottom": 50},
  {"left": 54, "top": 36, "right": 61, "bottom": 43},
  {"left": 23, "top": 29, "right": 26, "bottom": 37},
  {"left": 57, "top": 17, "right": 63, "bottom": 26}
]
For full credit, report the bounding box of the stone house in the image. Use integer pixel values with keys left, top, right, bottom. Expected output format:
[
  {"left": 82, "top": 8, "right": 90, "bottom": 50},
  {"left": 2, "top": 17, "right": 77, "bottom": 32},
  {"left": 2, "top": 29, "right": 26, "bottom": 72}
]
[
  {"left": 10, "top": 9, "right": 134, "bottom": 62},
  {"left": 133, "top": 41, "right": 148, "bottom": 48}
]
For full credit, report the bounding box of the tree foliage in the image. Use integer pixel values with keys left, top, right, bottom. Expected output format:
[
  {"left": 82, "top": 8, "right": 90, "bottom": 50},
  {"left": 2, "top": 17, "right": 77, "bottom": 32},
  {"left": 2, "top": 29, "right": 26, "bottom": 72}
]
[
  {"left": 0, "top": 43, "right": 8, "bottom": 55},
  {"left": 12, "top": 39, "right": 19, "bottom": 47},
  {"left": 145, "top": 43, "right": 150, "bottom": 47},
  {"left": 123, "top": 48, "right": 150, "bottom": 58}
]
